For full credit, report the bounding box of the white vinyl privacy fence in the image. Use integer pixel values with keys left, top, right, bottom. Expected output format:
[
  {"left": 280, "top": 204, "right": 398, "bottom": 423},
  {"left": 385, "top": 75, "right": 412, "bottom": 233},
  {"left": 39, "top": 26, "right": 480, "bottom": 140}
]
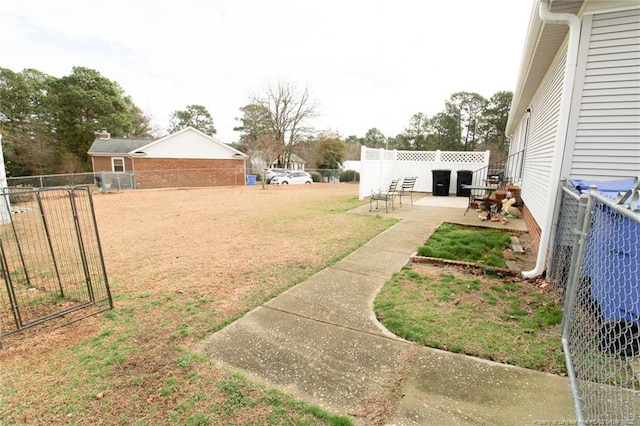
[{"left": 358, "top": 147, "right": 490, "bottom": 200}]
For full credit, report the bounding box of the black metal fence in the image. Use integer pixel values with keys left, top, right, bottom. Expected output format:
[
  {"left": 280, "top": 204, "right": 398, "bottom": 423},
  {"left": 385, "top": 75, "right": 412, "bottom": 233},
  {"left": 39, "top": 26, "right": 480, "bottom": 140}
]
[
  {"left": 548, "top": 179, "right": 640, "bottom": 424},
  {"left": 0, "top": 186, "right": 112, "bottom": 345}
]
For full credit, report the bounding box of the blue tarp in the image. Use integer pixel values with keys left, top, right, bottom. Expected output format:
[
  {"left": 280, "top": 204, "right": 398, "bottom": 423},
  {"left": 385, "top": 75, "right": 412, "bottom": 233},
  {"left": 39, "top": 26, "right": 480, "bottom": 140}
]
[
  {"left": 572, "top": 178, "right": 639, "bottom": 326},
  {"left": 570, "top": 177, "right": 637, "bottom": 202}
]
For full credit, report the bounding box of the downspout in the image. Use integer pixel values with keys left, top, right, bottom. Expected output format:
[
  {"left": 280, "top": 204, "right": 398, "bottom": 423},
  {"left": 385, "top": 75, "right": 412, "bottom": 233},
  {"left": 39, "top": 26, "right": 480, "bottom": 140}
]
[{"left": 522, "top": 0, "right": 581, "bottom": 278}]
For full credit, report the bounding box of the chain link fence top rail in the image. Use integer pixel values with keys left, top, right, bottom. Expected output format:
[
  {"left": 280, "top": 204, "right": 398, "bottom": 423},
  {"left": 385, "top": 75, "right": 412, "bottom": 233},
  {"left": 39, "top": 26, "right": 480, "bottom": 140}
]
[
  {"left": 0, "top": 186, "right": 112, "bottom": 345},
  {"left": 551, "top": 178, "right": 640, "bottom": 425},
  {"left": 7, "top": 168, "right": 353, "bottom": 191}
]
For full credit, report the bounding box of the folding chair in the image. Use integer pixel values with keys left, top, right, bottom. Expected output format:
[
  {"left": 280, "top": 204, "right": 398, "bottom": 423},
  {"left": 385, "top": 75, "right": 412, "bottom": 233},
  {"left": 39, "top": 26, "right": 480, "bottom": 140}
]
[
  {"left": 397, "top": 177, "right": 418, "bottom": 206},
  {"left": 369, "top": 179, "right": 399, "bottom": 213}
]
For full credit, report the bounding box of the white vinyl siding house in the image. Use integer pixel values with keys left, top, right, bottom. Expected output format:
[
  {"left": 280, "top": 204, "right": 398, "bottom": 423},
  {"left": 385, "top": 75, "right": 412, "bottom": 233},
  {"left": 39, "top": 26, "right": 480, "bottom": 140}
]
[
  {"left": 566, "top": 9, "right": 640, "bottom": 179},
  {"left": 519, "top": 45, "right": 567, "bottom": 223},
  {"left": 138, "top": 128, "right": 240, "bottom": 159},
  {"left": 505, "top": 0, "right": 640, "bottom": 276}
]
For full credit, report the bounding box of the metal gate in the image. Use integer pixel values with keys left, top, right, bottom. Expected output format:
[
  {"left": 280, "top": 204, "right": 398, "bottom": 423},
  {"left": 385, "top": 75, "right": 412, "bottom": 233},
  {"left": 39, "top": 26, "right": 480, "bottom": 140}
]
[{"left": 0, "top": 186, "right": 112, "bottom": 345}]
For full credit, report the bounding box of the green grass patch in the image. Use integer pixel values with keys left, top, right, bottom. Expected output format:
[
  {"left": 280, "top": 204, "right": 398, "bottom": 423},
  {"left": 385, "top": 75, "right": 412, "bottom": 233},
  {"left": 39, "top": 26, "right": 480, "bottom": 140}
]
[
  {"left": 416, "top": 223, "right": 511, "bottom": 267},
  {"left": 374, "top": 265, "right": 565, "bottom": 374}
]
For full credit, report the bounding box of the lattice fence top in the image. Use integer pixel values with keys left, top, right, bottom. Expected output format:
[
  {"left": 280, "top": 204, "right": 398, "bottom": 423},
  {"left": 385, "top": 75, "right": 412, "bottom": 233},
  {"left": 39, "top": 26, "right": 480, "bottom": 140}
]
[
  {"left": 362, "top": 147, "right": 488, "bottom": 164},
  {"left": 396, "top": 151, "right": 436, "bottom": 162},
  {"left": 439, "top": 151, "right": 487, "bottom": 163}
]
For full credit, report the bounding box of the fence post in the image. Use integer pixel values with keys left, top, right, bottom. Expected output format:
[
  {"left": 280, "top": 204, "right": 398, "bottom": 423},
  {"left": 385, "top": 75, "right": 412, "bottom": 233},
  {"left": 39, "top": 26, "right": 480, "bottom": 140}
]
[
  {"left": 547, "top": 179, "right": 572, "bottom": 277},
  {"left": 561, "top": 185, "right": 596, "bottom": 426},
  {"left": 561, "top": 191, "right": 590, "bottom": 331}
]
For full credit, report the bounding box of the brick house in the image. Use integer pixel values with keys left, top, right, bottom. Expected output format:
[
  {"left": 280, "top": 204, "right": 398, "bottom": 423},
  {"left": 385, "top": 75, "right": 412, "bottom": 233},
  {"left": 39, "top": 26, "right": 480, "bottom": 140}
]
[{"left": 88, "top": 127, "right": 248, "bottom": 189}]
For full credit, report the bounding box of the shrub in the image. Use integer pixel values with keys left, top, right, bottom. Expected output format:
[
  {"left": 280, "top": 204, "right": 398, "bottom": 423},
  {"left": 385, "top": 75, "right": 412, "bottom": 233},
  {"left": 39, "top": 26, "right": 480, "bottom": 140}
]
[
  {"left": 309, "top": 171, "right": 323, "bottom": 183},
  {"left": 339, "top": 170, "right": 360, "bottom": 183}
]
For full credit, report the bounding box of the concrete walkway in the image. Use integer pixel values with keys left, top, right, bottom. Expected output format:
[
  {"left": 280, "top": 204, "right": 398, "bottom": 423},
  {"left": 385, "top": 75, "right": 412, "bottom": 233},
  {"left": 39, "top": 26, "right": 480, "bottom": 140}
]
[{"left": 198, "top": 197, "right": 575, "bottom": 425}]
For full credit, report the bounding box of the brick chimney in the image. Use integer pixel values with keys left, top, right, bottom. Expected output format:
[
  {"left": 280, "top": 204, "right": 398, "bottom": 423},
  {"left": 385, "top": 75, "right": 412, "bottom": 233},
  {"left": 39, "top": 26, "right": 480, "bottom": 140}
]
[{"left": 97, "top": 128, "right": 110, "bottom": 139}]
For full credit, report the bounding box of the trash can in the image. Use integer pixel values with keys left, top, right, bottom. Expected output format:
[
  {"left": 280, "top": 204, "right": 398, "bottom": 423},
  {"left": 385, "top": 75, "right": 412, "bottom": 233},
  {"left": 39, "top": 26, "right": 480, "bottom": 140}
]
[
  {"left": 246, "top": 175, "right": 257, "bottom": 185},
  {"left": 431, "top": 169, "right": 451, "bottom": 196},
  {"left": 456, "top": 170, "right": 473, "bottom": 197}
]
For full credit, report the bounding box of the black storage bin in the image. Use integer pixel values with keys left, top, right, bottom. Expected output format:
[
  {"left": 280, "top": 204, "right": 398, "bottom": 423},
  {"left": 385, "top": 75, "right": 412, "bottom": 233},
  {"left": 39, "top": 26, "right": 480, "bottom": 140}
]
[
  {"left": 431, "top": 169, "right": 451, "bottom": 196},
  {"left": 456, "top": 170, "right": 473, "bottom": 196}
]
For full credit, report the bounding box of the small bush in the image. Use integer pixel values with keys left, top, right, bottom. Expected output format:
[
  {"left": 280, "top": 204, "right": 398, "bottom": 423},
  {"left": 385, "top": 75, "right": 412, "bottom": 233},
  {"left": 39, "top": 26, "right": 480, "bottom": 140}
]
[
  {"left": 339, "top": 170, "right": 360, "bottom": 183},
  {"left": 309, "top": 171, "right": 323, "bottom": 183}
]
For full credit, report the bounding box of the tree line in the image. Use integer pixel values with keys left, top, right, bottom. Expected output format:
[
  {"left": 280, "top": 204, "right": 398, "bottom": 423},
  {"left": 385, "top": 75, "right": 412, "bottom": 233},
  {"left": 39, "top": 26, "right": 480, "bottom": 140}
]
[
  {"left": 232, "top": 85, "right": 512, "bottom": 172},
  {"left": 0, "top": 66, "right": 512, "bottom": 177},
  {"left": 343, "top": 91, "right": 512, "bottom": 158}
]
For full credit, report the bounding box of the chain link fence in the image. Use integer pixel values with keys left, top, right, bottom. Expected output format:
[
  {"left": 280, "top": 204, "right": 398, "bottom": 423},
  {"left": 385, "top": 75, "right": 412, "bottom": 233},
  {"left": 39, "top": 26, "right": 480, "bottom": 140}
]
[
  {"left": 8, "top": 172, "right": 97, "bottom": 188},
  {"left": 549, "top": 179, "right": 640, "bottom": 425},
  {"left": 7, "top": 168, "right": 356, "bottom": 191},
  {"left": 7, "top": 169, "right": 246, "bottom": 191},
  {"left": 548, "top": 183, "right": 581, "bottom": 300}
]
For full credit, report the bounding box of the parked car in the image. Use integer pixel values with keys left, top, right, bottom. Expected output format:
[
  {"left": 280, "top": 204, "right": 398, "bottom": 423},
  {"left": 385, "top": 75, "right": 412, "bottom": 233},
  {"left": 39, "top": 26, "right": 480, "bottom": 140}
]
[
  {"left": 264, "top": 168, "right": 290, "bottom": 183},
  {"left": 271, "top": 171, "right": 313, "bottom": 185}
]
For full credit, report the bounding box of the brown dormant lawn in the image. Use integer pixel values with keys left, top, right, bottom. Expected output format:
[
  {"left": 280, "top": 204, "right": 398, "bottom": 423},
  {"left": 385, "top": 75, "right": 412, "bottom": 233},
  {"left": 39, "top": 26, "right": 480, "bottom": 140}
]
[{"left": 0, "top": 183, "right": 395, "bottom": 425}]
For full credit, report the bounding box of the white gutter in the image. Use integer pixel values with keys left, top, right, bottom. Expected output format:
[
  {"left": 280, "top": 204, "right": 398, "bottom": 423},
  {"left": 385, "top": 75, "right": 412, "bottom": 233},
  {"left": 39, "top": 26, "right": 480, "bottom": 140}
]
[{"left": 523, "top": 0, "right": 581, "bottom": 278}]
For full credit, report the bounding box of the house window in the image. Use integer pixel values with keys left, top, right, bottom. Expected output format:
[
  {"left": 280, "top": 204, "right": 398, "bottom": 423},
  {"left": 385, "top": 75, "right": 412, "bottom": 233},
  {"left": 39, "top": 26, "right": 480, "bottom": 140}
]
[{"left": 112, "top": 157, "right": 125, "bottom": 172}]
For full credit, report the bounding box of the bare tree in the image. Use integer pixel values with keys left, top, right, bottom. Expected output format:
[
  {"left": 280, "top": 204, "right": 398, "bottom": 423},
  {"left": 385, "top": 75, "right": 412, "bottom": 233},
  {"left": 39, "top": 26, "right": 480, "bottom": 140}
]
[
  {"left": 249, "top": 133, "right": 284, "bottom": 189},
  {"left": 247, "top": 82, "right": 318, "bottom": 167}
]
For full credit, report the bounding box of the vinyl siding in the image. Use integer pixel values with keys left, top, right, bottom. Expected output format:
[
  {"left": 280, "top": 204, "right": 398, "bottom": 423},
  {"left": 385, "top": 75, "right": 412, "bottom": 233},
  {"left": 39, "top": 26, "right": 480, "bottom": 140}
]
[
  {"left": 571, "top": 8, "right": 640, "bottom": 179},
  {"left": 143, "top": 131, "right": 237, "bottom": 159},
  {"left": 520, "top": 45, "right": 567, "bottom": 224}
]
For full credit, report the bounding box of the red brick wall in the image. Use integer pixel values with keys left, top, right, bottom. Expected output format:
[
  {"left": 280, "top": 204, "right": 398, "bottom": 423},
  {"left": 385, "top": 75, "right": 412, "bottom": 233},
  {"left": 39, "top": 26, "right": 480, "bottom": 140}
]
[
  {"left": 522, "top": 204, "right": 541, "bottom": 254},
  {"left": 92, "top": 156, "right": 134, "bottom": 172},
  {"left": 132, "top": 158, "right": 246, "bottom": 189}
]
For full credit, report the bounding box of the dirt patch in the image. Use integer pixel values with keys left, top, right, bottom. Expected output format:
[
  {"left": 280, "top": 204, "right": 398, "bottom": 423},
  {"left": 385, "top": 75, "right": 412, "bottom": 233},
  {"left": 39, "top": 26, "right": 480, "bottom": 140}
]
[{"left": 514, "top": 231, "right": 538, "bottom": 272}]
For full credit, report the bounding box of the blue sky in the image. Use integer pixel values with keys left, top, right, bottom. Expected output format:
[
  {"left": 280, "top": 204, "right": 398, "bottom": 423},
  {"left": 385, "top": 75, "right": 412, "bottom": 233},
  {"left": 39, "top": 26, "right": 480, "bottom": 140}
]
[{"left": 1, "top": 0, "right": 533, "bottom": 142}]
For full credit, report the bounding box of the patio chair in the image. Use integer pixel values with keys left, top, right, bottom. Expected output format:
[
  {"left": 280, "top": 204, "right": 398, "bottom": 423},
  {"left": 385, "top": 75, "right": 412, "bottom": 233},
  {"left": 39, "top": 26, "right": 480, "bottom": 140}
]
[
  {"left": 397, "top": 176, "right": 418, "bottom": 206},
  {"left": 370, "top": 179, "right": 399, "bottom": 213}
]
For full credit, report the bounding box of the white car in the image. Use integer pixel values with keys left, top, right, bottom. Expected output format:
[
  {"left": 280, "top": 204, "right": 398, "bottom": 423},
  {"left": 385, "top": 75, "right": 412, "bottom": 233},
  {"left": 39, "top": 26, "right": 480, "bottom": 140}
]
[
  {"left": 264, "top": 168, "right": 290, "bottom": 183},
  {"left": 271, "top": 171, "right": 313, "bottom": 185}
]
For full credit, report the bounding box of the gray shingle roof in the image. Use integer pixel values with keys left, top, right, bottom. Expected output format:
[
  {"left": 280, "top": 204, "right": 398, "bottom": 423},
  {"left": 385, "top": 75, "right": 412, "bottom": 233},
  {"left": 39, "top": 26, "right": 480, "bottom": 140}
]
[{"left": 88, "top": 138, "right": 152, "bottom": 155}]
